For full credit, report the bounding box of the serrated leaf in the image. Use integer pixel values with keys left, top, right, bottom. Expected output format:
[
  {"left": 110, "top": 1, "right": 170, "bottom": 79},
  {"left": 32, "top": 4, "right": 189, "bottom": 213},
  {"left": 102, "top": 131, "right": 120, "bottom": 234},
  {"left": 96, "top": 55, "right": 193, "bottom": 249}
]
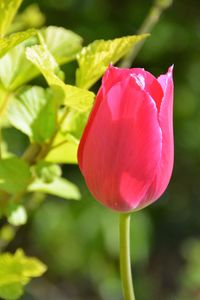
[
  {"left": 0, "top": 0, "right": 23, "bottom": 36},
  {"left": 0, "top": 29, "right": 36, "bottom": 58},
  {"left": 26, "top": 42, "right": 59, "bottom": 79},
  {"left": 0, "top": 26, "right": 82, "bottom": 90},
  {"left": 0, "top": 43, "right": 38, "bottom": 90},
  {"left": 0, "top": 249, "right": 46, "bottom": 300},
  {"left": 0, "top": 157, "right": 31, "bottom": 194},
  {"left": 28, "top": 177, "right": 80, "bottom": 200},
  {"left": 76, "top": 34, "right": 148, "bottom": 89},
  {"left": 40, "top": 26, "right": 82, "bottom": 64},
  {"left": 26, "top": 43, "right": 95, "bottom": 111},
  {"left": 8, "top": 86, "right": 56, "bottom": 143}
]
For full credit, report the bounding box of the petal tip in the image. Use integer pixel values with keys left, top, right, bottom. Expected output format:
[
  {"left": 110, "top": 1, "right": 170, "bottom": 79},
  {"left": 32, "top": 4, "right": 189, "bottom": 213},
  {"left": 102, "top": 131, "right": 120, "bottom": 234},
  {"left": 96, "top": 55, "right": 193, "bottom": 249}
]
[
  {"left": 108, "top": 63, "right": 114, "bottom": 69},
  {"left": 168, "top": 64, "right": 174, "bottom": 74}
]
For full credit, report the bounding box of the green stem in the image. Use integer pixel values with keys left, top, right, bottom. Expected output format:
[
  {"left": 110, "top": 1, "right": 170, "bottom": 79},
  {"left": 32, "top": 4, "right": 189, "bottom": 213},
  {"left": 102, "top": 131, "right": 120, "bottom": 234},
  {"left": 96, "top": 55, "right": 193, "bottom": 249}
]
[
  {"left": 119, "top": 213, "right": 135, "bottom": 300},
  {"left": 0, "top": 91, "right": 10, "bottom": 117},
  {"left": 120, "top": 0, "right": 172, "bottom": 68},
  {"left": 21, "top": 143, "right": 41, "bottom": 164}
]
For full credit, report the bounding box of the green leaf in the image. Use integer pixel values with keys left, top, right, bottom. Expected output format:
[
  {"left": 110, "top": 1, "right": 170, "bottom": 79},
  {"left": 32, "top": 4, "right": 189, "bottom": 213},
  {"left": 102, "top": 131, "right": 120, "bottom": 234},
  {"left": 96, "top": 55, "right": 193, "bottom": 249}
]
[
  {"left": 8, "top": 86, "right": 56, "bottom": 143},
  {"left": 61, "top": 110, "right": 89, "bottom": 140},
  {"left": 40, "top": 26, "right": 82, "bottom": 64},
  {"left": 45, "top": 109, "right": 89, "bottom": 164},
  {"left": 76, "top": 34, "right": 148, "bottom": 89},
  {"left": 0, "top": 249, "right": 47, "bottom": 300},
  {"left": 26, "top": 43, "right": 95, "bottom": 112},
  {"left": 0, "top": 0, "right": 23, "bottom": 36},
  {"left": 28, "top": 177, "right": 81, "bottom": 200},
  {"left": 9, "top": 4, "right": 45, "bottom": 33},
  {"left": 26, "top": 41, "right": 60, "bottom": 81},
  {"left": 0, "top": 157, "right": 31, "bottom": 194},
  {"left": 0, "top": 29, "right": 36, "bottom": 58},
  {"left": 61, "top": 84, "right": 95, "bottom": 112},
  {"left": 46, "top": 136, "right": 78, "bottom": 164},
  {"left": 0, "top": 26, "right": 82, "bottom": 90},
  {"left": 0, "top": 43, "right": 38, "bottom": 90},
  {"left": 45, "top": 110, "right": 89, "bottom": 164},
  {"left": 34, "top": 161, "right": 62, "bottom": 183},
  {"left": 0, "top": 282, "right": 22, "bottom": 300}
]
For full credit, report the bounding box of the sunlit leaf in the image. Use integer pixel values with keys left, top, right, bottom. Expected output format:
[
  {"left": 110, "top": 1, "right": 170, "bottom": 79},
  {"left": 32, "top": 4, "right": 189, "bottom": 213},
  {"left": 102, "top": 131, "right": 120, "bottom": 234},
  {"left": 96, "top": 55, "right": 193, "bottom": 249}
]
[
  {"left": 0, "top": 249, "right": 46, "bottom": 300},
  {"left": 0, "top": 43, "right": 38, "bottom": 90},
  {"left": 46, "top": 135, "right": 78, "bottom": 164},
  {"left": 45, "top": 108, "right": 89, "bottom": 164},
  {"left": 45, "top": 109, "right": 89, "bottom": 164},
  {"left": 26, "top": 41, "right": 59, "bottom": 80},
  {"left": 9, "top": 4, "right": 45, "bottom": 33},
  {"left": 46, "top": 110, "right": 89, "bottom": 164},
  {"left": 0, "top": 88, "right": 10, "bottom": 118},
  {"left": 60, "top": 110, "right": 89, "bottom": 140},
  {"left": 61, "top": 85, "right": 95, "bottom": 112},
  {"left": 0, "top": 29, "right": 36, "bottom": 58},
  {"left": 40, "top": 26, "right": 82, "bottom": 64},
  {"left": 76, "top": 34, "right": 148, "bottom": 89},
  {"left": 0, "top": 157, "right": 31, "bottom": 194},
  {"left": 8, "top": 86, "right": 56, "bottom": 143},
  {"left": 26, "top": 43, "right": 95, "bottom": 111},
  {"left": 28, "top": 177, "right": 81, "bottom": 200},
  {"left": 0, "top": 26, "right": 82, "bottom": 90},
  {"left": 0, "top": 0, "right": 23, "bottom": 36}
]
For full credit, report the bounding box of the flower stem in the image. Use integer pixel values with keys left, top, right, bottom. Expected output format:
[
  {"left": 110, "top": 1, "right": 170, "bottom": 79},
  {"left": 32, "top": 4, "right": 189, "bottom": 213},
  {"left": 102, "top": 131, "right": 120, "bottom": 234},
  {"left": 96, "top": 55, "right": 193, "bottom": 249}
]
[
  {"left": 120, "top": 0, "right": 172, "bottom": 68},
  {"left": 119, "top": 213, "right": 135, "bottom": 300}
]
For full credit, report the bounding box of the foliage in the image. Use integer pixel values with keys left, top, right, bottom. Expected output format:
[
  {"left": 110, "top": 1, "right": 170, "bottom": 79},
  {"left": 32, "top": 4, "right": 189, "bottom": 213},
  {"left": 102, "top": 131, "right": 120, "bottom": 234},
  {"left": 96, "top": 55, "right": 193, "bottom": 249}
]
[
  {"left": 0, "top": 249, "right": 46, "bottom": 300},
  {"left": 0, "top": 157, "right": 31, "bottom": 194},
  {"left": 0, "top": 0, "right": 23, "bottom": 36},
  {"left": 0, "top": 0, "right": 199, "bottom": 300},
  {"left": 26, "top": 0, "right": 200, "bottom": 299},
  {"left": 0, "top": 1, "right": 147, "bottom": 299},
  {"left": 8, "top": 86, "right": 56, "bottom": 143},
  {"left": 76, "top": 34, "right": 148, "bottom": 89},
  {"left": 0, "top": 29, "right": 36, "bottom": 58}
]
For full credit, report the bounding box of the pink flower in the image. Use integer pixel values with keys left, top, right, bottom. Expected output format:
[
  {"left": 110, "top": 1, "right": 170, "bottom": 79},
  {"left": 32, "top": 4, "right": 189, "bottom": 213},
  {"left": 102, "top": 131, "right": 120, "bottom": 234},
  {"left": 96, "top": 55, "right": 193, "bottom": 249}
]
[{"left": 78, "top": 65, "right": 174, "bottom": 212}]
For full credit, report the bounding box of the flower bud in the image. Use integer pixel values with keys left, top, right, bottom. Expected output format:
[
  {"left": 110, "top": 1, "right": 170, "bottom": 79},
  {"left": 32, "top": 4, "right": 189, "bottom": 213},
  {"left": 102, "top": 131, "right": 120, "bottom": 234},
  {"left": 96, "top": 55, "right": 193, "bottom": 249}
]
[{"left": 78, "top": 65, "right": 174, "bottom": 212}]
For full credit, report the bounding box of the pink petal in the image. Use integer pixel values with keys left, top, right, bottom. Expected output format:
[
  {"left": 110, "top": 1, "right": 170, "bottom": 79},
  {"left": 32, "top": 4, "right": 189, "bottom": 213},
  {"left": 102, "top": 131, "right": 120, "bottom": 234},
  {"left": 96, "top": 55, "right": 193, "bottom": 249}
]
[
  {"left": 131, "top": 69, "right": 164, "bottom": 112},
  {"left": 102, "top": 65, "right": 163, "bottom": 112},
  {"left": 101, "top": 65, "right": 131, "bottom": 97},
  {"left": 79, "top": 75, "right": 162, "bottom": 212},
  {"left": 142, "top": 66, "right": 174, "bottom": 206},
  {"left": 78, "top": 65, "right": 129, "bottom": 170},
  {"left": 78, "top": 88, "right": 104, "bottom": 171}
]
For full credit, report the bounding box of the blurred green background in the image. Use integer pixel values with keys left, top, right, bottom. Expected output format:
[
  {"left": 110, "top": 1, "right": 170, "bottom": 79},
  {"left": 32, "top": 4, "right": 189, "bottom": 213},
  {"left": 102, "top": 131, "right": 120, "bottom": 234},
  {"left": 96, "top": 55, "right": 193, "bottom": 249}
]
[{"left": 4, "top": 0, "right": 200, "bottom": 299}]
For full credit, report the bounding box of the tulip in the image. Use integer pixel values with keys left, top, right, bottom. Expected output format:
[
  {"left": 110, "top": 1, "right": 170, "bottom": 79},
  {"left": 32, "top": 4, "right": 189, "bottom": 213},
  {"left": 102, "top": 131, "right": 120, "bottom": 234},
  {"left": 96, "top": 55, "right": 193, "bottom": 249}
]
[{"left": 78, "top": 65, "right": 174, "bottom": 212}]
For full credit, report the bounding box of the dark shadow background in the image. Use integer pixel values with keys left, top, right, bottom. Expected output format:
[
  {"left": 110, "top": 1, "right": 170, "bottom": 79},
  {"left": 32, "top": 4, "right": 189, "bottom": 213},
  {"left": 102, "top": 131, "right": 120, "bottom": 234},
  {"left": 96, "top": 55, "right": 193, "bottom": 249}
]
[{"left": 7, "top": 0, "right": 200, "bottom": 299}]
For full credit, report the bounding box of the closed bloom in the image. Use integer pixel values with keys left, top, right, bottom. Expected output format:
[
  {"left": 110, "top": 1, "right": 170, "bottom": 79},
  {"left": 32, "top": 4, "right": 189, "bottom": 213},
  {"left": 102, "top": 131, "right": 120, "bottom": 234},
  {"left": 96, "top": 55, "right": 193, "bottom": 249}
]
[{"left": 78, "top": 65, "right": 174, "bottom": 212}]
